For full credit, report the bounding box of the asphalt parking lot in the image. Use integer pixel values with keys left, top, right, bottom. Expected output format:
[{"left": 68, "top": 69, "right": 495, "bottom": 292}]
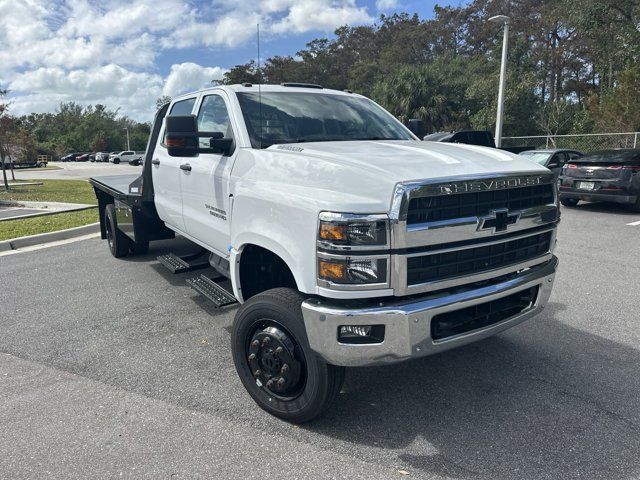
[{"left": 1, "top": 202, "right": 640, "bottom": 479}]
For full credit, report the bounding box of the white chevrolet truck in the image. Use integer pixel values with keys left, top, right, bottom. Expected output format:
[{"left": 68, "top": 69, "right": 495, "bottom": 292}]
[{"left": 90, "top": 84, "right": 559, "bottom": 423}]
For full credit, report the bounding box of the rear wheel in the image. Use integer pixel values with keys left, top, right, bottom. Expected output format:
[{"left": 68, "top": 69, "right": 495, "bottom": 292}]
[
  {"left": 113, "top": 158, "right": 120, "bottom": 164},
  {"left": 104, "top": 204, "right": 129, "bottom": 258},
  {"left": 231, "top": 288, "right": 345, "bottom": 423},
  {"left": 560, "top": 197, "right": 579, "bottom": 207}
]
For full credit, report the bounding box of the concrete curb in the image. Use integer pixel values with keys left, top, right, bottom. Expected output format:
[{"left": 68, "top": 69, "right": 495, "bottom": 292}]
[{"left": 0, "top": 222, "right": 100, "bottom": 252}]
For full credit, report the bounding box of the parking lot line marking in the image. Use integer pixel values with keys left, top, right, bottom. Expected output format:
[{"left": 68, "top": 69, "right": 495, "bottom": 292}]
[{"left": 626, "top": 220, "right": 640, "bottom": 226}]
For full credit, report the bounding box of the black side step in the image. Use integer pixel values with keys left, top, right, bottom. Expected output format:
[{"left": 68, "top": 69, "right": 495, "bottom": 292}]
[
  {"left": 157, "top": 252, "right": 209, "bottom": 274},
  {"left": 187, "top": 274, "right": 238, "bottom": 308}
]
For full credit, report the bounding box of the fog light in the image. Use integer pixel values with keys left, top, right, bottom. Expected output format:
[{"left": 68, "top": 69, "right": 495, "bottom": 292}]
[
  {"left": 338, "top": 325, "right": 385, "bottom": 344},
  {"left": 340, "top": 325, "right": 372, "bottom": 337}
]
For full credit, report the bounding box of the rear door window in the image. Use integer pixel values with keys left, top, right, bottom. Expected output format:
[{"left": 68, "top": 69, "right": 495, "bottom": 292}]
[
  {"left": 169, "top": 98, "right": 196, "bottom": 115},
  {"left": 163, "top": 97, "right": 197, "bottom": 144}
]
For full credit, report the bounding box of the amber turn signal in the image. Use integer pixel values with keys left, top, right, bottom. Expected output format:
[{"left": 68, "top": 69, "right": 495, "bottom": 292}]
[
  {"left": 318, "top": 260, "right": 346, "bottom": 281},
  {"left": 319, "top": 223, "right": 347, "bottom": 241}
]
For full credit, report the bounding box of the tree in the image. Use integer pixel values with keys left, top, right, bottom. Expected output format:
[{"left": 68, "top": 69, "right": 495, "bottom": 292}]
[
  {"left": 0, "top": 88, "right": 11, "bottom": 190},
  {"left": 156, "top": 95, "right": 171, "bottom": 110}
]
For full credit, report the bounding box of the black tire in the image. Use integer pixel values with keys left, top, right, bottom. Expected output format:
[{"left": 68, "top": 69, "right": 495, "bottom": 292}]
[
  {"left": 633, "top": 195, "right": 640, "bottom": 213},
  {"left": 231, "top": 288, "right": 345, "bottom": 423},
  {"left": 104, "top": 204, "right": 129, "bottom": 258},
  {"left": 560, "top": 197, "right": 579, "bottom": 207},
  {"left": 113, "top": 158, "right": 120, "bottom": 164},
  {"left": 130, "top": 240, "right": 149, "bottom": 255}
]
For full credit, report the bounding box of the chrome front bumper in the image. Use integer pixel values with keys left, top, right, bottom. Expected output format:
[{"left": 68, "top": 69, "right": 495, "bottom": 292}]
[{"left": 302, "top": 256, "right": 558, "bottom": 367}]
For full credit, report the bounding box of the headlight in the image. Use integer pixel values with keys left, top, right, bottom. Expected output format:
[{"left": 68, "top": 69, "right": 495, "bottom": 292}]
[
  {"left": 318, "top": 212, "right": 388, "bottom": 249},
  {"left": 318, "top": 255, "right": 388, "bottom": 286}
]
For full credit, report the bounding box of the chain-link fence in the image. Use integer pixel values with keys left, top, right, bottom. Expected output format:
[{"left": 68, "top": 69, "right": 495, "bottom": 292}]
[{"left": 501, "top": 132, "right": 640, "bottom": 153}]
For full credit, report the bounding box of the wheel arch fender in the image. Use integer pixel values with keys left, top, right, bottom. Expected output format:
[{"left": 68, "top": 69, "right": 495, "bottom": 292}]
[{"left": 230, "top": 233, "right": 307, "bottom": 303}]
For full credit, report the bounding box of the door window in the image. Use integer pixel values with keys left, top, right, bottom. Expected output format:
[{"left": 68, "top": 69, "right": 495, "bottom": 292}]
[
  {"left": 197, "top": 95, "right": 234, "bottom": 148},
  {"left": 163, "top": 97, "right": 196, "bottom": 144},
  {"left": 169, "top": 98, "right": 196, "bottom": 115}
]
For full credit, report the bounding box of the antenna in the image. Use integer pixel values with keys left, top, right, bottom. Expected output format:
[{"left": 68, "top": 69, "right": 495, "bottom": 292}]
[{"left": 257, "top": 23, "right": 263, "bottom": 149}]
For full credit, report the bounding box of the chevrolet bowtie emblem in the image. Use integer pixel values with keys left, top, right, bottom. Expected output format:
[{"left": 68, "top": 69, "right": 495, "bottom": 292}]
[{"left": 478, "top": 208, "right": 520, "bottom": 233}]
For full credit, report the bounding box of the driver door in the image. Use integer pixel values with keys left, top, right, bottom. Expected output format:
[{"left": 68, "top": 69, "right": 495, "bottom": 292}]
[{"left": 180, "top": 93, "right": 236, "bottom": 255}]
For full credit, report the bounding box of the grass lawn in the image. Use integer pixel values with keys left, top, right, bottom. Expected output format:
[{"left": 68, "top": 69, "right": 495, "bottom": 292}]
[
  {"left": 0, "top": 179, "right": 97, "bottom": 205},
  {"left": 0, "top": 180, "right": 99, "bottom": 241},
  {"left": 0, "top": 209, "right": 99, "bottom": 241}
]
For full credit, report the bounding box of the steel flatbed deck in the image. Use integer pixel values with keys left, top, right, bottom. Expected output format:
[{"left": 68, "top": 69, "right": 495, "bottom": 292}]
[{"left": 89, "top": 174, "right": 142, "bottom": 205}]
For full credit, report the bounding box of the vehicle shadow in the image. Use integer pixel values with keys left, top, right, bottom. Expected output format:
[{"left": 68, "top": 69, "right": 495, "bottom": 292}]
[
  {"left": 567, "top": 201, "right": 639, "bottom": 215},
  {"left": 308, "top": 301, "right": 640, "bottom": 479}
]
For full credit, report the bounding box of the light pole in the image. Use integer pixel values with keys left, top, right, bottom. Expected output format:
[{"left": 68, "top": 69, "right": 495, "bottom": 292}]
[
  {"left": 489, "top": 15, "right": 510, "bottom": 148},
  {"left": 123, "top": 127, "right": 130, "bottom": 150}
]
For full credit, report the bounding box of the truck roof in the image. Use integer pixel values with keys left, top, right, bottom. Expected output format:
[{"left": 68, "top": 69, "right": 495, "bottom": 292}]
[{"left": 172, "top": 84, "right": 359, "bottom": 102}]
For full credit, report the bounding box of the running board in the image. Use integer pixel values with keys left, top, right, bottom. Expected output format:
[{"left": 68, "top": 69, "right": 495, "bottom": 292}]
[
  {"left": 157, "top": 252, "right": 209, "bottom": 274},
  {"left": 187, "top": 274, "right": 238, "bottom": 308}
]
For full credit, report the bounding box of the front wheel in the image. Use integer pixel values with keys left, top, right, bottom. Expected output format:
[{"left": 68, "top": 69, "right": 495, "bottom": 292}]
[
  {"left": 231, "top": 288, "right": 345, "bottom": 423},
  {"left": 560, "top": 197, "right": 579, "bottom": 207}
]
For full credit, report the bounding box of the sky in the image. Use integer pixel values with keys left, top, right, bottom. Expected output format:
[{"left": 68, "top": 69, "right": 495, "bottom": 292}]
[{"left": 0, "top": 0, "right": 466, "bottom": 121}]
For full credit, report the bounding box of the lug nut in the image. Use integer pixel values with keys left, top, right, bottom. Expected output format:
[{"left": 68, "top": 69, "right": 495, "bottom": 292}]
[
  {"left": 281, "top": 364, "right": 289, "bottom": 373},
  {"left": 262, "top": 337, "right": 271, "bottom": 346},
  {"left": 277, "top": 377, "right": 286, "bottom": 388},
  {"left": 251, "top": 340, "right": 260, "bottom": 348},
  {"left": 248, "top": 353, "right": 256, "bottom": 361},
  {"left": 266, "top": 379, "right": 275, "bottom": 388},
  {"left": 253, "top": 369, "right": 261, "bottom": 377},
  {"left": 275, "top": 346, "right": 283, "bottom": 355}
]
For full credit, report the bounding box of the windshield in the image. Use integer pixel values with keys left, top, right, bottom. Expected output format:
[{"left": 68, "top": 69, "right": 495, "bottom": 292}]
[
  {"left": 520, "top": 151, "right": 551, "bottom": 165},
  {"left": 236, "top": 92, "right": 413, "bottom": 148}
]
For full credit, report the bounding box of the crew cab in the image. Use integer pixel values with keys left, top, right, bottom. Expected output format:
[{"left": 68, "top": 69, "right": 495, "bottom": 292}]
[
  {"left": 559, "top": 149, "right": 640, "bottom": 210},
  {"left": 110, "top": 150, "right": 141, "bottom": 164},
  {"left": 90, "top": 84, "right": 559, "bottom": 423}
]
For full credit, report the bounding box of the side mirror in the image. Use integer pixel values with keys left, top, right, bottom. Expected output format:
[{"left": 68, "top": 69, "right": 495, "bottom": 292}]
[
  {"left": 165, "top": 115, "right": 233, "bottom": 157},
  {"left": 547, "top": 162, "right": 560, "bottom": 169},
  {"left": 407, "top": 118, "right": 426, "bottom": 139}
]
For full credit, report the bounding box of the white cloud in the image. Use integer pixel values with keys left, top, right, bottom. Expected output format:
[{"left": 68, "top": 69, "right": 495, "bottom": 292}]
[
  {"left": 376, "top": 0, "right": 398, "bottom": 10},
  {"left": 270, "top": 0, "right": 372, "bottom": 35},
  {"left": 0, "top": 0, "right": 376, "bottom": 120},
  {"left": 163, "top": 63, "right": 228, "bottom": 97}
]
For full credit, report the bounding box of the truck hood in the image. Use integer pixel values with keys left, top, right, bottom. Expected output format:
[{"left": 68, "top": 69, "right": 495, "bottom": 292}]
[{"left": 238, "top": 140, "right": 550, "bottom": 213}]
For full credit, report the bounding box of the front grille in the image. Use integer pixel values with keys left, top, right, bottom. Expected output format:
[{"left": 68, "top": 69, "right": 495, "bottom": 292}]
[
  {"left": 407, "top": 184, "right": 555, "bottom": 225},
  {"left": 407, "top": 231, "right": 552, "bottom": 286},
  {"left": 431, "top": 286, "right": 539, "bottom": 340}
]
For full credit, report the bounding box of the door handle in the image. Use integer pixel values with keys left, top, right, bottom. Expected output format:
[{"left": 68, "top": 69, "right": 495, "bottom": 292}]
[
  {"left": 180, "top": 163, "right": 192, "bottom": 172},
  {"left": 151, "top": 159, "right": 160, "bottom": 165}
]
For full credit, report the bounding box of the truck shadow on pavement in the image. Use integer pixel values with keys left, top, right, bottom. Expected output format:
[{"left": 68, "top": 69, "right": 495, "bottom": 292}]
[{"left": 309, "top": 301, "right": 640, "bottom": 479}]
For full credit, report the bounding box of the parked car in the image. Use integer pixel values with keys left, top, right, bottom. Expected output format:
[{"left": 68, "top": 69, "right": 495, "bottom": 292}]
[
  {"left": 61, "top": 152, "right": 81, "bottom": 162},
  {"left": 94, "top": 152, "right": 110, "bottom": 162},
  {"left": 128, "top": 151, "right": 146, "bottom": 166},
  {"left": 421, "top": 129, "right": 534, "bottom": 154},
  {"left": 559, "top": 149, "right": 640, "bottom": 210},
  {"left": 111, "top": 150, "right": 141, "bottom": 164},
  {"left": 76, "top": 153, "right": 90, "bottom": 162},
  {"left": 519, "top": 149, "right": 583, "bottom": 179},
  {"left": 89, "top": 153, "right": 96, "bottom": 162}
]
